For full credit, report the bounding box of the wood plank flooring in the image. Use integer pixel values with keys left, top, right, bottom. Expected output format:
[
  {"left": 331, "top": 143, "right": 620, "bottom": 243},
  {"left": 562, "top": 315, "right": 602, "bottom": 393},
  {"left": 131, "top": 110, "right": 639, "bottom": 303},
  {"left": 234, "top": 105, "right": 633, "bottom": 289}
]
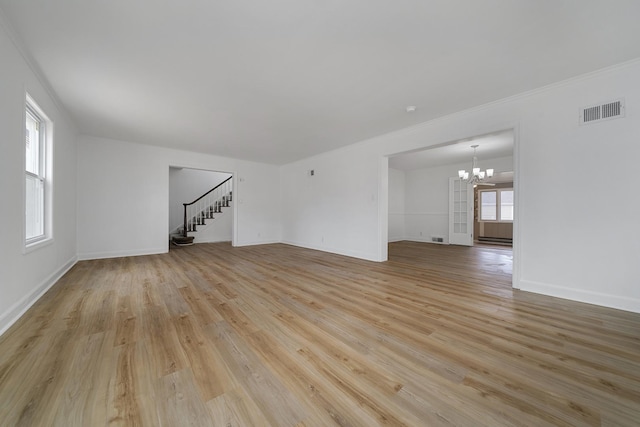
[{"left": 1, "top": 241, "right": 639, "bottom": 426}]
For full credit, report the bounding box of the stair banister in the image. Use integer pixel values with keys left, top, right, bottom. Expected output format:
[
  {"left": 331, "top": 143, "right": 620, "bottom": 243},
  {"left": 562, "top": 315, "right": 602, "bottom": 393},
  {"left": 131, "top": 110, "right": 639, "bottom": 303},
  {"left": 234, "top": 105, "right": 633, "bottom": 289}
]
[{"left": 183, "top": 176, "right": 232, "bottom": 237}]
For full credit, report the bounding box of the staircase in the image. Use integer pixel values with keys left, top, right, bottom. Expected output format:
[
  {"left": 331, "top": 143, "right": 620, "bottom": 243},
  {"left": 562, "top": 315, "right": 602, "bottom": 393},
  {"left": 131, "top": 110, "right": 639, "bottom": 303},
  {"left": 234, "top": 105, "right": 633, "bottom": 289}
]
[{"left": 171, "top": 177, "right": 233, "bottom": 246}]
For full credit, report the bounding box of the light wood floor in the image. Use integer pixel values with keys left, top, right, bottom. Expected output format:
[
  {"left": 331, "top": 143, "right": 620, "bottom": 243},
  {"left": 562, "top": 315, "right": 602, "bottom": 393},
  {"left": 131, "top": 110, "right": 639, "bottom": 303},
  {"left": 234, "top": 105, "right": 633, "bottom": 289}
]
[{"left": 1, "top": 242, "right": 639, "bottom": 426}]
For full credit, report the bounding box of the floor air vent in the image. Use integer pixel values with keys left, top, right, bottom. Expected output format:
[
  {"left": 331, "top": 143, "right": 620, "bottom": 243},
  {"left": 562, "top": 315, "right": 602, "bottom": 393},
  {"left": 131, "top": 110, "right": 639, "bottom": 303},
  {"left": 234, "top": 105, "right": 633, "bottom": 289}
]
[{"left": 580, "top": 99, "right": 625, "bottom": 125}]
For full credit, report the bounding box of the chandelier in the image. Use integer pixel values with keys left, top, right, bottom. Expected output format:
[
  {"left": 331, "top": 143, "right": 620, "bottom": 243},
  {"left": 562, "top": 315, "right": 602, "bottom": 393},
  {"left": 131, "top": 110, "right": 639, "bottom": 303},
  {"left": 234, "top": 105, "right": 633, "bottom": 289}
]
[{"left": 458, "top": 144, "right": 494, "bottom": 185}]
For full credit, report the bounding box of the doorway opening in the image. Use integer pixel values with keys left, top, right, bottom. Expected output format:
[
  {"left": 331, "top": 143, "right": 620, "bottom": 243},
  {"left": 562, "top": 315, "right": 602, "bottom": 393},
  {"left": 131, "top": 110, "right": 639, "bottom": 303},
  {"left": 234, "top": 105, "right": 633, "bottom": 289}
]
[
  {"left": 168, "top": 166, "right": 234, "bottom": 249},
  {"left": 385, "top": 128, "right": 515, "bottom": 284}
]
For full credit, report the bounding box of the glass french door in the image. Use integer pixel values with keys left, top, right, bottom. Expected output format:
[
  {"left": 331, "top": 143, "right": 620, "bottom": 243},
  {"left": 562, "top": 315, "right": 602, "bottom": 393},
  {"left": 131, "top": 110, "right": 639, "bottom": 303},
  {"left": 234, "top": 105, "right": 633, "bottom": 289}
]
[{"left": 449, "top": 178, "right": 473, "bottom": 246}]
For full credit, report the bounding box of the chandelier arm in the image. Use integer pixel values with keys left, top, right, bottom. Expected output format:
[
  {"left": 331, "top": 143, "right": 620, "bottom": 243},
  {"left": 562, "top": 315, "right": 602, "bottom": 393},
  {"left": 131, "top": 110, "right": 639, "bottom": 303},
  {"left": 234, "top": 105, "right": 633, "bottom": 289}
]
[{"left": 459, "top": 145, "right": 493, "bottom": 185}]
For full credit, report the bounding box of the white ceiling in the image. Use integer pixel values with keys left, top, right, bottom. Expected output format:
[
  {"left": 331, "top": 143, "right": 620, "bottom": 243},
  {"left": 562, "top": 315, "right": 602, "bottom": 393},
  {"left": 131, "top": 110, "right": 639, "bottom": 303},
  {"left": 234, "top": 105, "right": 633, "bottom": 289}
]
[
  {"left": 1, "top": 1, "right": 640, "bottom": 165},
  {"left": 389, "top": 129, "right": 513, "bottom": 171}
]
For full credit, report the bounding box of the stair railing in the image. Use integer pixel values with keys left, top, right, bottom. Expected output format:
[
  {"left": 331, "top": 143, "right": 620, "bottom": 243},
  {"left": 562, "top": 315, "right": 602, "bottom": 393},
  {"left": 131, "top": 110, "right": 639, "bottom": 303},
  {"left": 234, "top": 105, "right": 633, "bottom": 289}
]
[{"left": 183, "top": 176, "right": 233, "bottom": 236}]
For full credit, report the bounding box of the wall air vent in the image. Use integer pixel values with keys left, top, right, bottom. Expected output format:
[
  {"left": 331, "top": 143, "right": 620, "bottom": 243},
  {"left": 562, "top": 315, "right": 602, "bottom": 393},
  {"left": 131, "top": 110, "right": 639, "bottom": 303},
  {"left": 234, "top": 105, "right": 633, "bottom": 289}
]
[{"left": 580, "top": 99, "right": 625, "bottom": 125}]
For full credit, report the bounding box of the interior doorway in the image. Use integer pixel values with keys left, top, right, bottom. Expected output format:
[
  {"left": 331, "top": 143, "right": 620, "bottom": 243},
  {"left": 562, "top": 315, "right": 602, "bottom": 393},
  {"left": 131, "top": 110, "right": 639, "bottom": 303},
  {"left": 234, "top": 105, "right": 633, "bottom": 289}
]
[
  {"left": 385, "top": 128, "right": 515, "bottom": 281},
  {"left": 168, "top": 166, "right": 234, "bottom": 248},
  {"left": 387, "top": 129, "right": 513, "bottom": 245}
]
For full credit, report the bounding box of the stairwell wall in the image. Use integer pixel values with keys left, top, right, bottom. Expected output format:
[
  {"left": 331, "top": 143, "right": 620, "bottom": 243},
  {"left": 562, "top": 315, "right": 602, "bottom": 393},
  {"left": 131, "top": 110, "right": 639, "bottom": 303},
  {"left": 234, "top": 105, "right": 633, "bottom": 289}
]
[
  {"left": 0, "top": 18, "right": 79, "bottom": 335},
  {"left": 190, "top": 205, "right": 233, "bottom": 244}
]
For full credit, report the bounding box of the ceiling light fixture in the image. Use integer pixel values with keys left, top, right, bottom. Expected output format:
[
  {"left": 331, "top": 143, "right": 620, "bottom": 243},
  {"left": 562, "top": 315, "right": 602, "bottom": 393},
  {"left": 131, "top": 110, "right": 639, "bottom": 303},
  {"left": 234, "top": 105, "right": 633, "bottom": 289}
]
[
  {"left": 405, "top": 106, "right": 417, "bottom": 113},
  {"left": 458, "top": 144, "right": 494, "bottom": 185}
]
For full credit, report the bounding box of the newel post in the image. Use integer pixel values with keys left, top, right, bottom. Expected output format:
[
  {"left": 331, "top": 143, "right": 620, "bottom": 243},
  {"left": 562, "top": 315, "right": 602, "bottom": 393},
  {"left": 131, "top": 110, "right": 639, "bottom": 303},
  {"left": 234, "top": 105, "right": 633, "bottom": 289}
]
[{"left": 183, "top": 203, "right": 188, "bottom": 237}]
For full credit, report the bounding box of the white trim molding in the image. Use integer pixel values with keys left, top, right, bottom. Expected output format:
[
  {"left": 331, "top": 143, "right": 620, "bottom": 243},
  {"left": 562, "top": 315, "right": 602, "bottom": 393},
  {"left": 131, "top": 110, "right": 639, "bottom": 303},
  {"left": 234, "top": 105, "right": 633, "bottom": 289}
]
[
  {"left": 518, "top": 280, "right": 640, "bottom": 314},
  {"left": 77, "top": 247, "right": 168, "bottom": 261},
  {"left": 0, "top": 256, "right": 77, "bottom": 337}
]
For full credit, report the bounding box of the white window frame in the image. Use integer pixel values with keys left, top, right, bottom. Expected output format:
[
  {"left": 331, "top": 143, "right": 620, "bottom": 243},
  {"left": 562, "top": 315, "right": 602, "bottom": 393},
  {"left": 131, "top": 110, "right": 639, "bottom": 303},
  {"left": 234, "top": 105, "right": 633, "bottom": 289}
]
[
  {"left": 24, "top": 93, "right": 53, "bottom": 252},
  {"left": 479, "top": 188, "right": 513, "bottom": 223}
]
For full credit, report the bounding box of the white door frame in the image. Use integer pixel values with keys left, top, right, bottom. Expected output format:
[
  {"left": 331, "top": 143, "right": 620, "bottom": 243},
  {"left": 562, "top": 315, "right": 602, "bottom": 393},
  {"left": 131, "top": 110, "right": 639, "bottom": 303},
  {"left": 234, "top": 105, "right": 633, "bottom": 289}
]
[{"left": 380, "top": 124, "right": 519, "bottom": 289}]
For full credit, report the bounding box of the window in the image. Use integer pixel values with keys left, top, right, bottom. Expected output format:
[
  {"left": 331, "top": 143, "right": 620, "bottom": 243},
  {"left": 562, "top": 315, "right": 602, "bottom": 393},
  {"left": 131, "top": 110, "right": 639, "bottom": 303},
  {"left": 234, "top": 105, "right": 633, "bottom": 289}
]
[
  {"left": 25, "top": 95, "right": 52, "bottom": 248},
  {"left": 479, "top": 188, "right": 513, "bottom": 222}
]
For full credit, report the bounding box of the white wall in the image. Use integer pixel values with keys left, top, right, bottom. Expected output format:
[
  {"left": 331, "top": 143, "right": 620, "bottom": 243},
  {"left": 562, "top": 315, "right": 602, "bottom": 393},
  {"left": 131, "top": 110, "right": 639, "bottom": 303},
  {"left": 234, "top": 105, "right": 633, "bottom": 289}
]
[
  {"left": 403, "top": 156, "right": 513, "bottom": 244},
  {"left": 388, "top": 168, "right": 405, "bottom": 242},
  {"left": 0, "top": 20, "right": 78, "bottom": 334},
  {"left": 77, "top": 135, "right": 281, "bottom": 259},
  {"left": 169, "top": 167, "right": 231, "bottom": 232},
  {"left": 281, "top": 59, "right": 640, "bottom": 313},
  {"left": 281, "top": 145, "right": 384, "bottom": 261}
]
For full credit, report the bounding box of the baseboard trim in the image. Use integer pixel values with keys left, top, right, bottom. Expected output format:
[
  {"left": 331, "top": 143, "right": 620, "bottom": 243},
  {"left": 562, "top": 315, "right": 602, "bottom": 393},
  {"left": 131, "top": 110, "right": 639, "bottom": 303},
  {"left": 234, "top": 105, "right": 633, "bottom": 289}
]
[
  {"left": 233, "top": 239, "right": 281, "bottom": 248},
  {"left": 192, "top": 238, "right": 233, "bottom": 244},
  {"left": 402, "top": 238, "right": 448, "bottom": 245},
  {"left": 0, "top": 255, "right": 78, "bottom": 337},
  {"left": 518, "top": 279, "right": 640, "bottom": 314},
  {"left": 281, "top": 240, "right": 381, "bottom": 262},
  {"left": 77, "top": 247, "right": 168, "bottom": 261}
]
